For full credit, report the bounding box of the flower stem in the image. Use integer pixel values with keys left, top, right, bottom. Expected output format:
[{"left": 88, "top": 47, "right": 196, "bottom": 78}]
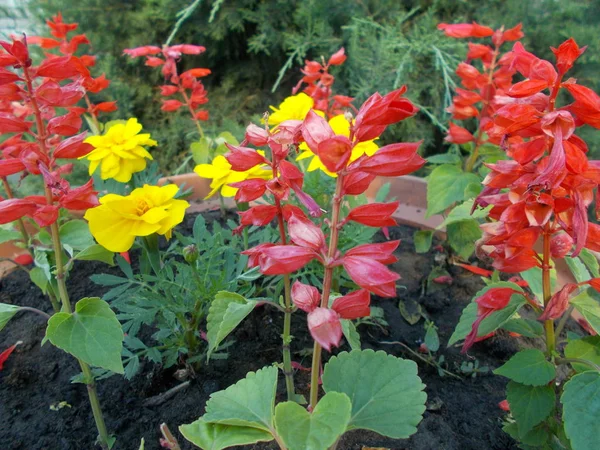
[
  {"left": 542, "top": 229, "right": 556, "bottom": 356},
  {"left": 309, "top": 175, "right": 344, "bottom": 409},
  {"left": 23, "top": 64, "right": 112, "bottom": 450},
  {"left": 274, "top": 195, "right": 296, "bottom": 401}
]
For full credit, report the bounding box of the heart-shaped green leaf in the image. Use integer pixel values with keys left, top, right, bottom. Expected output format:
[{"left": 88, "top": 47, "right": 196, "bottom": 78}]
[
  {"left": 45, "top": 297, "right": 124, "bottom": 373},
  {"left": 494, "top": 349, "right": 556, "bottom": 386},
  {"left": 203, "top": 365, "right": 277, "bottom": 432},
  {"left": 322, "top": 349, "right": 426, "bottom": 439},
  {"left": 206, "top": 291, "right": 256, "bottom": 360},
  {"left": 506, "top": 381, "right": 554, "bottom": 437},
  {"left": 275, "top": 392, "right": 351, "bottom": 450},
  {"left": 180, "top": 418, "right": 273, "bottom": 450},
  {"left": 564, "top": 336, "right": 600, "bottom": 372},
  {"left": 571, "top": 292, "right": 600, "bottom": 335},
  {"left": 562, "top": 371, "right": 600, "bottom": 450},
  {"left": 0, "top": 303, "right": 20, "bottom": 332}
]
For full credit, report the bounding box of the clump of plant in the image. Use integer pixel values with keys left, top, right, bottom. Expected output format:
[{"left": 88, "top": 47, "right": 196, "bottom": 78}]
[
  {"left": 420, "top": 21, "right": 525, "bottom": 260},
  {"left": 452, "top": 37, "right": 600, "bottom": 450},
  {"left": 177, "top": 86, "right": 428, "bottom": 448},
  {"left": 0, "top": 30, "right": 124, "bottom": 448}
]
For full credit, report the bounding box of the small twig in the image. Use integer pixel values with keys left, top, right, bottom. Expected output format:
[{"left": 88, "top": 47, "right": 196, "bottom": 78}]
[
  {"left": 379, "top": 340, "right": 462, "bottom": 379},
  {"left": 143, "top": 381, "right": 191, "bottom": 407},
  {"left": 160, "top": 423, "right": 182, "bottom": 450},
  {"left": 18, "top": 306, "right": 51, "bottom": 320}
]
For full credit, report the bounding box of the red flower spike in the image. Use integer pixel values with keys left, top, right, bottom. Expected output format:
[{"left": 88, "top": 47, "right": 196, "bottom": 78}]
[
  {"left": 230, "top": 179, "right": 267, "bottom": 203},
  {"left": 342, "top": 255, "right": 399, "bottom": 297},
  {"left": 437, "top": 22, "right": 494, "bottom": 39},
  {"left": 331, "top": 289, "right": 371, "bottom": 320},
  {"left": 224, "top": 143, "right": 268, "bottom": 171},
  {"left": 161, "top": 99, "right": 183, "bottom": 112},
  {"left": 551, "top": 38, "right": 586, "bottom": 75},
  {"left": 550, "top": 232, "right": 573, "bottom": 258},
  {"left": 328, "top": 48, "right": 346, "bottom": 66},
  {"left": 245, "top": 124, "right": 269, "bottom": 147},
  {"left": 0, "top": 198, "right": 38, "bottom": 224},
  {"left": 291, "top": 281, "right": 320, "bottom": 313},
  {"left": 349, "top": 142, "right": 425, "bottom": 177},
  {"left": 258, "top": 245, "right": 318, "bottom": 275},
  {"left": 346, "top": 202, "right": 399, "bottom": 227},
  {"left": 287, "top": 214, "right": 325, "bottom": 251},
  {"left": 307, "top": 308, "right": 342, "bottom": 352},
  {"left": 301, "top": 110, "right": 334, "bottom": 153},
  {"left": 539, "top": 283, "right": 579, "bottom": 321},
  {"left": 53, "top": 132, "right": 93, "bottom": 159},
  {"left": 345, "top": 240, "right": 399, "bottom": 265},
  {"left": 0, "top": 67, "right": 21, "bottom": 85},
  {"left": 316, "top": 135, "right": 353, "bottom": 173},
  {"left": 445, "top": 122, "right": 474, "bottom": 144},
  {"left": 0, "top": 158, "right": 25, "bottom": 177}
]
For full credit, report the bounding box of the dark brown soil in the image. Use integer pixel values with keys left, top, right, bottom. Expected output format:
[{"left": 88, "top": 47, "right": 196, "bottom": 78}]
[{"left": 1, "top": 211, "right": 521, "bottom": 450}]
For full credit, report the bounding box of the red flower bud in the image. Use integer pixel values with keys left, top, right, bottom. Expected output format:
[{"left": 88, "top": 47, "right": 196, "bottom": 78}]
[
  {"left": 245, "top": 124, "right": 269, "bottom": 147},
  {"left": 317, "top": 135, "right": 352, "bottom": 173},
  {"left": 445, "top": 122, "right": 474, "bottom": 144},
  {"left": 291, "top": 281, "right": 320, "bottom": 313},
  {"left": 224, "top": 143, "right": 267, "bottom": 171},
  {"left": 539, "top": 283, "right": 578, "bottom": 321},
  {"left": 498, "top": 400, "right": 510, "bottom": 412},
  {"left": 161, "top": 99, "right": 183, "bottom": 112},
  {"left": 550, "top": 232, "right": 573, "bottom": 258},
  {"left": 159, "top": 85, "right": 179, "bottom": 96},
  {"left": 14, "top": 254, "right": 34, "bottom": 265},
  {"left": 332, "top": 289, "right": 370, "bottom": 320},
  {"left": 307, "top": 307, "right": 342, "bottom": 352},
  {"left": 328, "top": 48, "right": 346, "bottom": 66},
  {"left": 287, "top": 214, "right": 325, "bottom": 251},
  {"left": 346, "top": 202, "right": 398, "bottom": 227}
]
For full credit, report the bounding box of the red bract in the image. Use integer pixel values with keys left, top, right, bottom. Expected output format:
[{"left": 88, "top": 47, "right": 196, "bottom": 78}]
[
  {"left": 346, "top": 202, "right": 398, "bottom": 227},
  {"left": 538, "top": 283, "right": 578, "bottom": 321},
  {"left": 341, "top": 255, "right": 399, "bottom": 297},
  {"left": 291, "top": 281, "right": 320, "bottom": 313},
  {"left": 0, "top": 341, "right": 21, "bottom": 371},
  {"left": 331, "top": 289, "right": 371, "bottom": 320},
  {"left": 307, "top": 308, "right": 343, "bottom": 351},
  {"left": 437, "top": 22, "right": 494, "bottom": 39}
]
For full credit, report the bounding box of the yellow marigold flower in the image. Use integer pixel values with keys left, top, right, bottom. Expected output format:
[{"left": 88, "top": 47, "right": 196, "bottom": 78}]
[
  {"left": 268, "top": 93, "right": 315, "bottom": 125},
  {"left": 297, "top": 114, "right": 379, "bottom": 177},
  {"left": 84, "top": 184, "right": 189, "bottom": 252},
  {"left": 83, "top": 118, "right": 157, "bottom": 183},
  {"left": 194, "top": 154, "right": 271, "bottom": 199}
]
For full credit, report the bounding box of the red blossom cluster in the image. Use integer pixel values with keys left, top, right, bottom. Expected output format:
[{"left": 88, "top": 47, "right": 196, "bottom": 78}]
[
  {"left": 230, "top": 87, "right": 424, "bottom": 350},
  {"left": 438, "top": 22, "right": 524, "bottom": 151},
  {"left": 123, "top": 44, "right": 210, "bottom": 122},
  {"left": 462, "top": 38, "right": 600, "bottom": 351},
  {"left": 26, "top": 13, "right": 117, "bottom": 118},
  {"left": 292, "top": 47, "right": 354, "bottom": 118},
  {"left": 0, "top": 26, "right": 108, "bottom": 228}
]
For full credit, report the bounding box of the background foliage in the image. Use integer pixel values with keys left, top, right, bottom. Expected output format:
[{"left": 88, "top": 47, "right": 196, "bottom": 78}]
[{"left": 13, "top": 0, "right": 600, "bottom": 172}]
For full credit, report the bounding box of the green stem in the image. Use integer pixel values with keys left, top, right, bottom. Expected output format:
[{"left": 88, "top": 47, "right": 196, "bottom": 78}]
[
  {"left": 309, "top": 176, "right": 344, "bottom": 409},
  {"left": 556, "top": 357, "right": 600, "bottom": 372},
  {"left": 23, "top": 64, "right": 111, "bottom": 450},
  {"left": 542, "top": 230, "right": 556, "bottom": 356}
]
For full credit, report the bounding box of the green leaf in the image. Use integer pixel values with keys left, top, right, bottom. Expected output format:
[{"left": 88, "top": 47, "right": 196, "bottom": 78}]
[
  {"left": 45, "top": 297, "right": 124, "bottom": 373},
  {"left": 503, "top": 422, "right": 549, "bottom": 447},
  {"left": 29, "top": 266, "right": 49, "bottom": 294},
  {"left": 501, "top": 318, "right": 544, "bottom": 338},
  {"left": 322, "top": 349, "right": 426, "bottom": 439},
  {"left": 426, "top": 153, "right": 461, "bottom": 164},
  {"left": 564, "top": 336, "right": 600, "bottom": 372},
  {"left": 0, "top": 229, "right": 22, "bottom": 244},
  {"left": 562, "top": 371, "right": 600, "bottom": 450},
  {"left": 463, "top": 182, "right": 482, "bottom": 199},
  {"left": 206, "top": 291, "right": 256, "bottom": 359},
  {"left": 579, "top": 249, "right": 600, "bottom": 278},
  {"left": 203, "top": 365, "right": 277, "bottom": 432},
  {"left": 446, "top": 219, "right": 481, "bottom": 260},
  {"left": 436, "top": 200, "right": 491, "bottom": 229},
  {"left": 571, "top": 292, "right": 600, "bottom": 335},
  {"left": 275, "top": 392, "right": 351, "bottom": 450},
  {"left": 448, "top": 282, "right": 525, "bottom": 346},
  {"left": 138, "top": 438, "right": 144, "bottom": 450},
  {"left": 341, "top": 319, "right": 361, "bottom": 351},
  {"left": 565, "top": 256, "right": 591, "bottom": 284},
  {"left": 0, "top": 303, "right": 20, "bottom": 331},
  {"left": 424, "top": 325, "right": 440, "bottom": 352},
  {"left": 59, "top": 220, "right": 95, "bottom": 250},
  {"left": 507, "top": 381, "right": 554, "bottom": 437},
  {"left": 414, "top": 230, "right": 433, "bottom": 253},
  {"left": 180, "top": 418, "right": 273, "bottom": 450},
  {"left": 426, "top": 164, "right": 479, "bottom": 217},
  {"left": 191, "top": 138, "right": 211, "bottom": 164},
  {"left": 74, "top": 244, "right": 115, "bottom": 265},
  {"left": 34, "top": 248, "right": 52, "bottom": 281},
  {"left": 494, "top": 349, "right": 556, "bottom": 386}
]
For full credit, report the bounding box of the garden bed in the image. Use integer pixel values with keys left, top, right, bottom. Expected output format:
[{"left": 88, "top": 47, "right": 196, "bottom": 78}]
[{"left": 1, "top": 210, "right": 519, "bottom": 450}]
